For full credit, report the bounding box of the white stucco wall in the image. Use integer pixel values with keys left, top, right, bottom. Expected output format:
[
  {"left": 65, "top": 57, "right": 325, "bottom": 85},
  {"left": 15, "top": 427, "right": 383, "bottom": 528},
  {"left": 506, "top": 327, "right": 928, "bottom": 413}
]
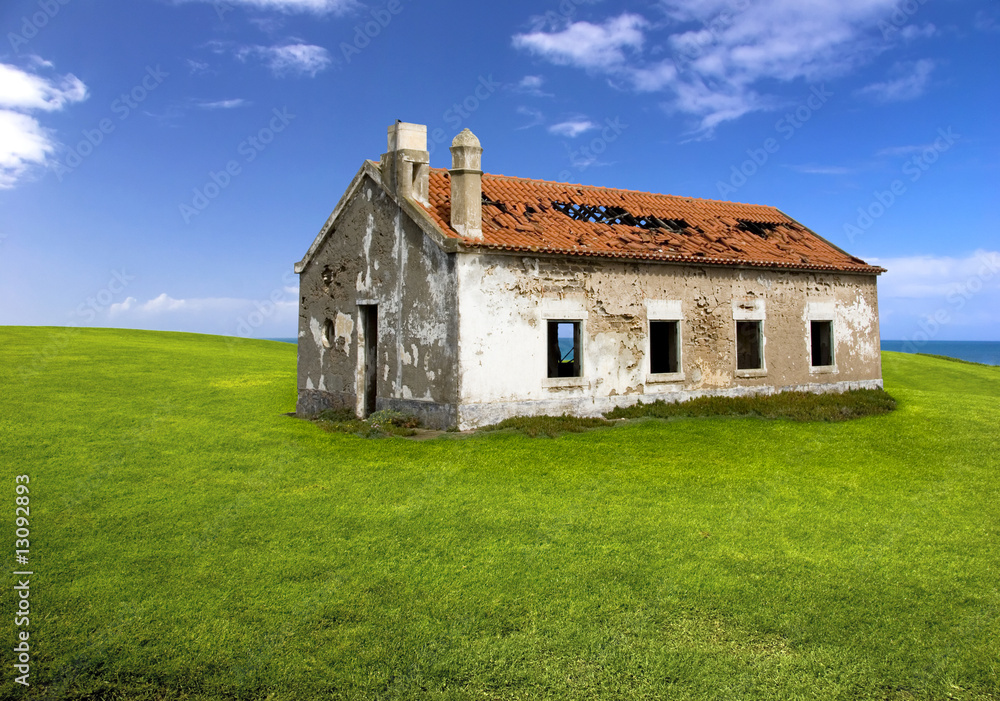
[{"left": 455, "top": 252, "right": 882, "bottom": 429}]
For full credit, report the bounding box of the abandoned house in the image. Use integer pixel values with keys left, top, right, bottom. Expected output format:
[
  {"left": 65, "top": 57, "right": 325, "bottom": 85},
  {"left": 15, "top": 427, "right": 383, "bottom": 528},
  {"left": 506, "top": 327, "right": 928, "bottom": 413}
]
[{"left": 294, "top": 121, "right": 885, "bottom": 430}]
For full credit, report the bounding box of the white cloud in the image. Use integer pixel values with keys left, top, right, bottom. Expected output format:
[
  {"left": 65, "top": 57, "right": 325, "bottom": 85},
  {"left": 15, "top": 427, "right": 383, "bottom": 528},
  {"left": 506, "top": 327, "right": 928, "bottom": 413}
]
[
  {"left": 870, "top": 251, "right": 1000, "bottom": 340},
  {"left": 0, "top": 60, "right": 88, "bottom": 189},
  {"left": 0, "top": 62, "right": 87, "bottom": 111},
  {"left": 513, "top": 14, "right": 646, "bottom": 71},
  {"left": 106, "top": 291, "right": 298, "bottom": 337},
  {"left": 549, "top": 118, "right": 597, "bottom": 138},
  {"left": 513, "top": 75, "right": 552, "bottom": 97},
  {"left": 668, "top": 77, "right": 768, "bottom": 134},
  {"left": 513, "top": 1, "right": 936, "bottom": 136},
  {"left": 872, "top": 251, "right": 1000, "bottom": 300},
  {"left": 237, "top": 42, "right": 332, "bottom": 77},
  {"left": 189, "top": 0, "right": 352, "bottom": 13},
  {"left": 0, "top": 110, "right": 53, "bottom": 188},
  {"left": 857, "top": 59, "right": 934, "bottom": 102}
]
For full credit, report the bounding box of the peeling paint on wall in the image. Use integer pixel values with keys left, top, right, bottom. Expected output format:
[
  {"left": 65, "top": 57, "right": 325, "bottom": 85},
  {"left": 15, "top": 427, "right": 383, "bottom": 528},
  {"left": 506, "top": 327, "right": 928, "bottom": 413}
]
[
  {"left": 334, "top": 311, "right": 354, "bottom": 355},
  {"left": 296, "top": 173, "right": 880, "bottom": 431},
  {"left": 455, "top": 252, "right": 881, "bottom": 423},
  {"left": 295, "top": 172, "right": 460, "bottom": 426},
  {"left": 356, "top": 213, "right": 375, "bottom": 292},
  {"left": 837, "top": 296, "right": 879, "bottom": 363}
]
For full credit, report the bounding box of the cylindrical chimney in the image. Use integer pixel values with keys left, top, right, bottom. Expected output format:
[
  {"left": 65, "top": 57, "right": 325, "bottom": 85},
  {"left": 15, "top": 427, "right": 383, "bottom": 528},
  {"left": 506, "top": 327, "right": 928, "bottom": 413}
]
[{"left": 449, "top": 129, "right": 483, "bottom": 239}]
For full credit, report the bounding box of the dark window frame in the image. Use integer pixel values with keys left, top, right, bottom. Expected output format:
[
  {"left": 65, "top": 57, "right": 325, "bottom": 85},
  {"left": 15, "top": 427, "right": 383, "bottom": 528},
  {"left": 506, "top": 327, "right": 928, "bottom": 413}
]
[
  {"left": 547, "top": 320, "right": 582, "bottom": 378},
  {"left": 810, "top": 320, "right": 834, "bottom": 367},
  {"left": 649, "top": 320, "right": 681, "bottom": 374},
  {"left": 736, "top": 320, "right": 764, "bottom": 371}
]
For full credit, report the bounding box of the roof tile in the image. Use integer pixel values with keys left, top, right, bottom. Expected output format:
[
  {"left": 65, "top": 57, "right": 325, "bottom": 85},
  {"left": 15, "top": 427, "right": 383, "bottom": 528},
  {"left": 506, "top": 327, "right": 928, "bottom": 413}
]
[{"left": 419, "top": 169, "right": 883, "bottom": 274}]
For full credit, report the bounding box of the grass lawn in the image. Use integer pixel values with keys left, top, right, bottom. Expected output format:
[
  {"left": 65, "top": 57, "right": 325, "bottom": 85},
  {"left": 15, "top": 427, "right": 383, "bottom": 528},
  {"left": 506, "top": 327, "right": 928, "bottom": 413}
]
[{"left": 1, "top": 326, "right": 998, "bottom": 700}]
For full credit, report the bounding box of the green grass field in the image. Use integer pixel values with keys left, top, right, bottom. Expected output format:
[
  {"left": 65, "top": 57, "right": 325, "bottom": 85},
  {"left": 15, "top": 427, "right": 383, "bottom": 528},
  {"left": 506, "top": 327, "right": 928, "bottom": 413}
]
[{"left": 2, "top": 327, "right": 998, "bottom": 700}]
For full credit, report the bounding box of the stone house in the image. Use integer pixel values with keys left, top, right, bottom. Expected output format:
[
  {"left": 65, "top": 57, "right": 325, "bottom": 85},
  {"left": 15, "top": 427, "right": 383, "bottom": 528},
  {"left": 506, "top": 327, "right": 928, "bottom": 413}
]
[{"left": 294, "top": 121, "right": 884, "bottom": 430}]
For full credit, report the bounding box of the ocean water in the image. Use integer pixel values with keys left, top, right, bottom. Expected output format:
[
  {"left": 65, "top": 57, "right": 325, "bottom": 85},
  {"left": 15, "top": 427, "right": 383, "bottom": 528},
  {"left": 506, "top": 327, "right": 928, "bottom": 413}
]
[{"left": 881, "top": 340, "right": 1000, "bottom": 366}]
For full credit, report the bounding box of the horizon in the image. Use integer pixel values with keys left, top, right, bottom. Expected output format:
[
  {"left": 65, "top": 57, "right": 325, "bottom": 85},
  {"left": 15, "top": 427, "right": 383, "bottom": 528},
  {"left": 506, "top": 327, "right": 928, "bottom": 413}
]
[
  {"left": 1, "top": 0, "right": 998, "bottom": 342},
  {"left": 7, "top": 327, "right": 1000, "bottom": 347}
]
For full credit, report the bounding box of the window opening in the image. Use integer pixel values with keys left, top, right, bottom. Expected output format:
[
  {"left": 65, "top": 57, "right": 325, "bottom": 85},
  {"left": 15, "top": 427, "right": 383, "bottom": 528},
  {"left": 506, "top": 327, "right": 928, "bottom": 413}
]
[
  {"left": 811, "top": 320, "right": 834, "bottom": 367},
  {"left": 322, "top": 319, "right": 334, "bottom": 349},
  {"left": 736, "top": 320, "right": 763, "bottom": 370},
  {"left": 547, "top": 321, "right": 581, "bottom": 378},
  {"left": 358, "top": 305, "right": 378, "bottom": 416},
  {"left": 649, "top": 321, "right": 680, "bottom": 374}
]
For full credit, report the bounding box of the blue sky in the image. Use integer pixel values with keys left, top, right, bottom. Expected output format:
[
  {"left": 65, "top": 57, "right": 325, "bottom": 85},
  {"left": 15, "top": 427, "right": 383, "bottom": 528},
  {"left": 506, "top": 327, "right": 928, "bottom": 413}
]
[{"left": 1, "top": 0, "right": 997, "bottom": 342}]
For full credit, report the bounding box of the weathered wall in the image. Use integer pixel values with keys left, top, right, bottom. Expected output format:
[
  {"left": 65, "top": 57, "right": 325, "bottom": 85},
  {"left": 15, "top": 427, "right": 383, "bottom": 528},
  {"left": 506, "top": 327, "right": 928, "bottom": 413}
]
[
  {"left": 296, "top": 174, "right": 459, "bottom": 427},
  {"left": 455, "top": 253, "right": 881, "bottom": 429}
]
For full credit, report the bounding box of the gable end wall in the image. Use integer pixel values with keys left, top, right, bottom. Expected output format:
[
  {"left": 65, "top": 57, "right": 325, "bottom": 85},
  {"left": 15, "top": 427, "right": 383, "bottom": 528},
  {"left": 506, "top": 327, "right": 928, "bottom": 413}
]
[{"left": 296, "top": 175, "right": 459, "bottom": 428}]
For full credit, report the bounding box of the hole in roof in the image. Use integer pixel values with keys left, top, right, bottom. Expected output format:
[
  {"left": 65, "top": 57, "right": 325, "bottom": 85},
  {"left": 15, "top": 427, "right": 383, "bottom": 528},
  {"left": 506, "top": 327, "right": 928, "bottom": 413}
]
[
  {"left": 481, "top": 193, "right": 508, "bottom": 214},
  {"left": 551, "top": 202, "right": 691, "bottom": 234},
  {"left": 737, "top": 220, "right": 779, "bottom": 239}
]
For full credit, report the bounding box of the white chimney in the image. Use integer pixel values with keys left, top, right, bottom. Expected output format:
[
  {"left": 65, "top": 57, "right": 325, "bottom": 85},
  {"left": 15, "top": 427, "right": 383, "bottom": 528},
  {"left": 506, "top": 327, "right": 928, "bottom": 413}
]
[
  {"left": 449, "top": 128, "right": 482, "bottom": 239},
  {"left": 380, "top": 121, "right": 429, "bottom": 205}
]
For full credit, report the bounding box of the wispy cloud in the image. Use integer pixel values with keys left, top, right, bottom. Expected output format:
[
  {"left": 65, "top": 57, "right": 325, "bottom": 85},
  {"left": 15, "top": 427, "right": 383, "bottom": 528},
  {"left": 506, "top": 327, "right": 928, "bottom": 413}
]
[
  {"left": 876, "top": 143, "right": 933, "bottom": 157},
  {"left": 872, "top": 251, "right": 1000, "bottom": 299},
  {"left": 186, "top": 59, "right": 212, "bottom": 75},
  {"left": 140, "top": 97, "right": 249, "bottom": 126},
  {"left": 974, "top": 10, "right": 999, "bottom": 33},
  {"left": 513, "top": 14, "right": 646, "bottom": 71},
  {"left": 512, "top": 1, "right": 937, "bottom": 136},
  {"left": 236, "top": 42, "right": 332, "bottom": 77},
  {"left": 0, "top": 60, "right": 88, "bottom": 188},
  {"left": 872, "top": 250, "right": 1000, "bottom": 340},
  {"left": 900, "top": 23, "right": 936, "bottom": 41},
  {"left": 857, "top": 59, "right": 935, "bottom": 103},
  {"left": 512, "top": 75, "right": 552, "bottom": 97},
  {"left": 549, "top": 118, "right": 597, "bottom": 138},
  {"left": 516, "top": 106, "right": 545, "bottom": 129},
  {"left": 195, "top": 98, "right": 250, "bottom": 109},
  {"left": 788, "top": 165, "right": 855, "bottom": 176},
  {"left": 185, "top": 0, "right": 353, "bottom": 14},
  {"left": 107, "top": 290, "right": 297, "bottom": 337}
]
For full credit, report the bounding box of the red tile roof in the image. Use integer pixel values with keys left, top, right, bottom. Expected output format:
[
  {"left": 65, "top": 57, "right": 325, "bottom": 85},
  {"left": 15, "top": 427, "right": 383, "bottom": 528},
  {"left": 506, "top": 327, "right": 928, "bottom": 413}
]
[{"left": 419, "top": 168, "right": 883, "bottom": 274}]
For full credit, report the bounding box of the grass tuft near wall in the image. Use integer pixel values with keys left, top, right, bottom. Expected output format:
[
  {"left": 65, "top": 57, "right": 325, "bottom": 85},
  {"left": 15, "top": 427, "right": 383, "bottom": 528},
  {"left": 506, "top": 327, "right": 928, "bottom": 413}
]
[
  {"left": 477, "top": 388, "right": 896, "bottom": 438},
  {"left": 605, "top": 387, "right": 897, "bottom": 422},
  {"left": 1, "top": 327, "right": 997, "bottom": 701},
  {"left": 480, "top": 413, "right": 613, "bottom": 437},
  {"left": 313, "top": 408, "right": 420, "bottom": 437}
]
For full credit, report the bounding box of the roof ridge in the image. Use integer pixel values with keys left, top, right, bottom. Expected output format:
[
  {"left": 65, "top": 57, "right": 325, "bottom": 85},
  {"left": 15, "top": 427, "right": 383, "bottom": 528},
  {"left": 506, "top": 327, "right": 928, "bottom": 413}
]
[{"left": 427, "top": 166, "right": 773, "bottom": 210}]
